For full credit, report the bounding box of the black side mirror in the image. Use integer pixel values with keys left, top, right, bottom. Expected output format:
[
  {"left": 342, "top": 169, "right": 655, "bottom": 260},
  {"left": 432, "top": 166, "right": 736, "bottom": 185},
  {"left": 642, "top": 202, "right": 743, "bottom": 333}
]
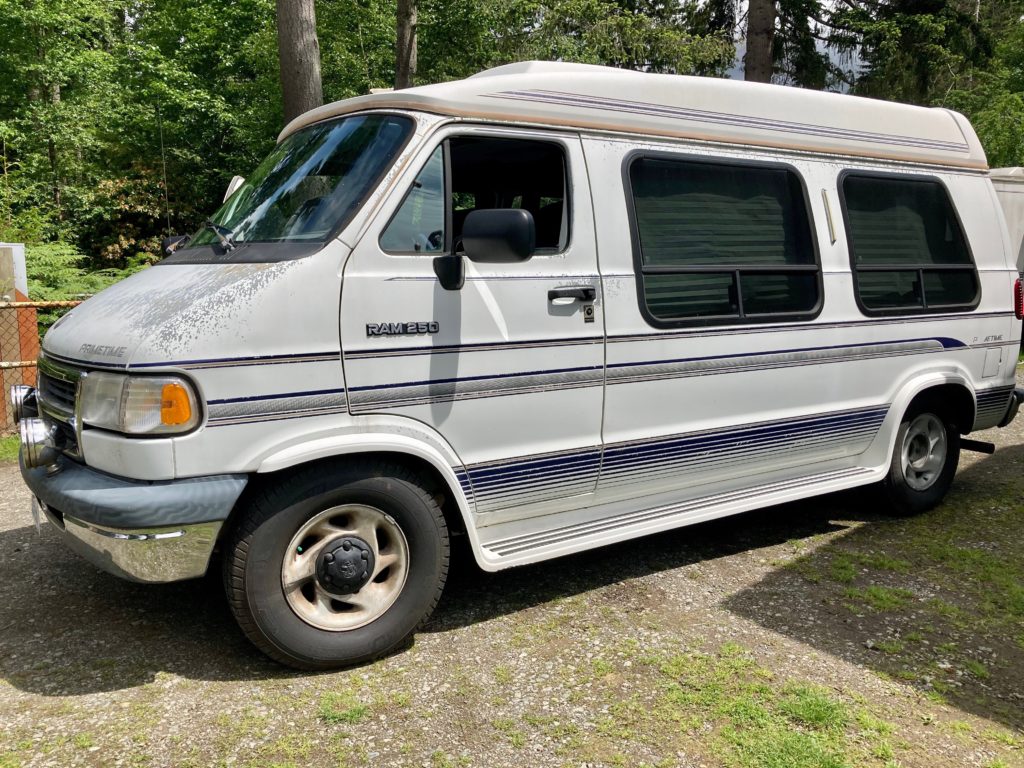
[
  {"left": 161, "top": 235, "right": 190, "bottom": 255},
  {"left": 462, "top": 209, "right": 535, "bottom": 263}
]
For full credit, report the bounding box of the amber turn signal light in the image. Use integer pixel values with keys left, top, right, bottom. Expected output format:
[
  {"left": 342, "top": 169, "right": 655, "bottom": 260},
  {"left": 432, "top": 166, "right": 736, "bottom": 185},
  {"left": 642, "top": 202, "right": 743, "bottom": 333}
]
[{"left": 161, "top": 382, "right": 194, "bottom": 426}]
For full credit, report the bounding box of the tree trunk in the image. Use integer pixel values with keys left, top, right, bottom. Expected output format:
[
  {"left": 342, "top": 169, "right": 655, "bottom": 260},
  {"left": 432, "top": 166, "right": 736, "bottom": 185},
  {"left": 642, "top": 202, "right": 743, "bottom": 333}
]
[
  {"left": 48, "top": 83, "right": 61, "bottom": 216},
  {"left": 276, "top": 0, "right": 323, "bottom": 123},
  {"left": 395, "top": 0, "right": 417, "bottom": 90},
  {"left": 744, "top": 0, "right": 776, "bottom": 83}
]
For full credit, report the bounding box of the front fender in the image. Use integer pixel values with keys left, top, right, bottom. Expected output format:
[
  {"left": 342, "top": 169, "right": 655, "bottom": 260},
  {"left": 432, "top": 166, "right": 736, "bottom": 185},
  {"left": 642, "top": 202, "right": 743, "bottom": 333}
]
[{"left": 254, "top": 415, "right": 491, "bottom": 568}]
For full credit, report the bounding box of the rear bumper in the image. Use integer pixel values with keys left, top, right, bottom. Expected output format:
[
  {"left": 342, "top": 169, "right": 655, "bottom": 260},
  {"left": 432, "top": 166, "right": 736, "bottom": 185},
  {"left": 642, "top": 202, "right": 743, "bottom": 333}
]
[{"left": 20, "top": 453, "right": 247, "bottom": 583}]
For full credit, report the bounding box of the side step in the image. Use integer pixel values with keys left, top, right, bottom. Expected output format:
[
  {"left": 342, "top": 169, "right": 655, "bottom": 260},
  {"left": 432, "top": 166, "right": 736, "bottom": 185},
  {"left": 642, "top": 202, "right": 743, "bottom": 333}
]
[{"left": 478, "top": 466, "right": 877, "bottom": 568}]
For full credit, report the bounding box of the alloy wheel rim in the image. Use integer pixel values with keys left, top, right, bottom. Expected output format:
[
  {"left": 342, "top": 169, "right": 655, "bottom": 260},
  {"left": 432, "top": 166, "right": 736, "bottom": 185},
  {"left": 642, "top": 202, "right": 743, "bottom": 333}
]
[
  {"left": 281, "top": 504, "right": 410, "bottom": 631},
  {"left": 901, "top": 413, "right": 947, "bottom": 491}
]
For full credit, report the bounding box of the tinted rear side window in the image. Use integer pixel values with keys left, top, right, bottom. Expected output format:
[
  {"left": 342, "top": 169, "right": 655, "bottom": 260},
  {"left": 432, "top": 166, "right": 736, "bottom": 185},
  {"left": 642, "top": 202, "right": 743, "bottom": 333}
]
[
  {"left": 841, "top": 174, "right": 978, "bottom": 313},
  {"left": 628, "top": 155, "right": 820, "bottom": 326}
]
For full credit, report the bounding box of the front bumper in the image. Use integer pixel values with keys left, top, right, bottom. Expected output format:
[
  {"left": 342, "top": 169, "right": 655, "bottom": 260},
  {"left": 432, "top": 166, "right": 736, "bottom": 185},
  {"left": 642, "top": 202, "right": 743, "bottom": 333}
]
[{"left": 21, "top": 453, "right": 247, "bottom": 583}]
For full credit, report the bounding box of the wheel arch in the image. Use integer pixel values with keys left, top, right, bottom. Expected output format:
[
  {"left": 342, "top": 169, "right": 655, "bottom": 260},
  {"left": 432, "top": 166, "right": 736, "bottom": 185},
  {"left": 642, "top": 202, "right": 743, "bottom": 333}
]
[
  {"left": 223, "top": 431, "right": 488, "bottom": 568},
  {"left": 874, "top": 371, "right": 976, "bottom": 468},
  {"left": 894, "top": 377, "right": 976, "bottom": 434}
]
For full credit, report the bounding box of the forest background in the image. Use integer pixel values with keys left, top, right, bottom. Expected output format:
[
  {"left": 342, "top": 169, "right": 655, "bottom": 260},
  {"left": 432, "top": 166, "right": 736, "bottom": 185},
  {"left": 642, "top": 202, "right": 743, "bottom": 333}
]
[{"left": 1, "top": 0, "right": 1022, "bottom": 299}]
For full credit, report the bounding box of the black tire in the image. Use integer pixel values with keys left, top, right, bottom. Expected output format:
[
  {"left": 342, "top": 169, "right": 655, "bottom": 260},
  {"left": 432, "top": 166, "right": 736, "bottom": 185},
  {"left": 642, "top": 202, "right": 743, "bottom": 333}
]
[
  {"left": 223, "top": 460, "right": 449, "bottom": 670},
  {"left": 878, "top": 401, "right": 960, "bottom": 517}
]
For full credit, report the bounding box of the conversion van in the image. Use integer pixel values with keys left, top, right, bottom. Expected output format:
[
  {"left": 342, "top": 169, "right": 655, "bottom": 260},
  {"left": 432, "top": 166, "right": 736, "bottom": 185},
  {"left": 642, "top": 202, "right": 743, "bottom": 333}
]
[{"left": 12, "top": 62, "right": 1023, "bottom": 669}]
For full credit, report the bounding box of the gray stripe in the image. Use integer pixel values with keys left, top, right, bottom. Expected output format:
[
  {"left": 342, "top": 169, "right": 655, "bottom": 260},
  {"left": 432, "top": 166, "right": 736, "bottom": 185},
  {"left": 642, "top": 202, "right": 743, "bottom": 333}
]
[
  {"left": 606, "top": 340, "right": 942, "bottom": 386},
  {"left": 490, "top": 90, "right": 969, "bottom": 153},
  {"left": 208, "top": 391, "right": 349, "bottom": 425},
  {"left": 349, "top": 369, "right": 603, "bottom": 411},
  {"left": 183, "top": 354, "right": 339, "bottom": 370},
  {"left": 351, "top": 341, "right": 944, "bottom": 411}
]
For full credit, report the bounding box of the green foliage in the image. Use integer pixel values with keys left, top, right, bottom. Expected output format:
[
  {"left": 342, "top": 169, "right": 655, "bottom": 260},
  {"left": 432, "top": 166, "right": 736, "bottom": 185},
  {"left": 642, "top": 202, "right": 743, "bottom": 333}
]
[
  {"left": 829, "top": 0, "right": 990, "bottom": 103},
  {"left": 0, "top": 0, "right": 1021, "bottom": 291},
  {"left": 946, "top": 21, "right": 1024, "bottom": 167},
  {"left": 491, "top": 0, "right": 735, "bottom": 75},
  {"left": 25, "top": 242, "right": 131, "bottom": 300}
]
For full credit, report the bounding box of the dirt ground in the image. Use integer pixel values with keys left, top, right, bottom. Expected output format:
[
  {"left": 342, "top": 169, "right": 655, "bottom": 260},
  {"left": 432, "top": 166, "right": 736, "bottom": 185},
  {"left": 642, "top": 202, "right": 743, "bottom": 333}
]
[{"left": 1, "top": 375, "right": 1022, "bottom": 768}]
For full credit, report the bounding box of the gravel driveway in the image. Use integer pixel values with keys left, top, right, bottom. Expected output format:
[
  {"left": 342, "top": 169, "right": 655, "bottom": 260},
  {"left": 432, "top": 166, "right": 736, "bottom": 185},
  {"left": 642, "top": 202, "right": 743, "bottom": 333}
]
[{"left": 1, "top": 377, "right": 1022, "bottom": 768}]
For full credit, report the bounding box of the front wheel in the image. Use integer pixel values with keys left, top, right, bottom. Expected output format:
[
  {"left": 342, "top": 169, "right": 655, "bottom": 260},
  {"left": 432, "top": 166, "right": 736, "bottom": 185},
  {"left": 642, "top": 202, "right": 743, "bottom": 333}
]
[
  {"left": 223, "top": 461, "right": 449, "bottom": 670},
  {"left": 878, "top": 404, "right": 960, "bottom": 517}
]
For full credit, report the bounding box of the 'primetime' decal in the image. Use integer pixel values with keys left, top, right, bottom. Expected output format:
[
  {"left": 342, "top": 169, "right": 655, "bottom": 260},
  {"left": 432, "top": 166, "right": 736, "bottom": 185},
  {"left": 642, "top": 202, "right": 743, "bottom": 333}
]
[{"left": 79, "top": 343, "right": 127, "bottom": 358}]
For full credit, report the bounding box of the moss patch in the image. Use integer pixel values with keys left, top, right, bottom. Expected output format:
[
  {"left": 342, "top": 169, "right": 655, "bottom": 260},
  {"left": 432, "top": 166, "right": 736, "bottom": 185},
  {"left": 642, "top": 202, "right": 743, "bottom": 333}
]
[{"left": 0, "top": 436, "right": 19, "bottom": 463}]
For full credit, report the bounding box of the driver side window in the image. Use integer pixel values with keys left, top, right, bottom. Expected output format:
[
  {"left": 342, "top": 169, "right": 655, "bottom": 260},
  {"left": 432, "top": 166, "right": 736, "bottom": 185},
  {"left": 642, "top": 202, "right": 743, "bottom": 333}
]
[
  {"left": 379, "top": 146, "right": 446, "bottom": 253},
  {"left": 380, "top": 135, "right": 570, "bottom": 255}
]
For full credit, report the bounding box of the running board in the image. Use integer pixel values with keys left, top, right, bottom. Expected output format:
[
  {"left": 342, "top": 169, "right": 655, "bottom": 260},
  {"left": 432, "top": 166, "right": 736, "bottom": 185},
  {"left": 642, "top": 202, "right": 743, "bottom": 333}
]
[{"left": 477, "top": 467, "right": 877, "bottom": 569}]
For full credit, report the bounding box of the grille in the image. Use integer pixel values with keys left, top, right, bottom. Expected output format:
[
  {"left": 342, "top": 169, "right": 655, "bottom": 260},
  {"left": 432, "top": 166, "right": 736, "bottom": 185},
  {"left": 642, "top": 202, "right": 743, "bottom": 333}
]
[{"left": 39, "top": 371, "right": 78, "bottom": 414}]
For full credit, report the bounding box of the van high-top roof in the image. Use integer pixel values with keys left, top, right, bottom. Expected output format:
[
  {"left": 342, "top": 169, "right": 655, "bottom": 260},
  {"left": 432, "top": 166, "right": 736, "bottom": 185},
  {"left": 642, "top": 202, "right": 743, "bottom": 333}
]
[{"left": 279, "top": 61, "right": 987, "bottom": 171}]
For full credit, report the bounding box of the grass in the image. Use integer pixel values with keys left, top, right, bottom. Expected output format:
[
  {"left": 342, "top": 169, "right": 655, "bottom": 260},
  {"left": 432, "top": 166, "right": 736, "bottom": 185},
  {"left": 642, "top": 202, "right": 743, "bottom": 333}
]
[
  {"left": 777, "top": 684, "right": 849, "bottom": 730},
  {"left": 317, "top": 692, "right": 369, "bottom": 725},
  {"left": 72, "top": 734, "right": 94, "bottom": 749},
  {"left": 646, "top": 643, "right": 887, "bottom": 768},
  {"left": 493, "top": 665, "right": 513, "bottom": 685},
  {"left": 830, "top": 555, "right": 857, "bottom": 584},
  {"left": 843, "top": 585, "right": 914, "bottom": 611},
  {"left": 873, "top": 639, "right": 904, "bottom": 655},
  {"left": 730, "top": 462, "right": 1024, "bottom": 738},
  {"left": 964, "top": 659, "right": 990, "bottom": 679},
  {"left": 0, "top": 436, "right": 19, "bottom": 463},
  {"left": 491, "top": 717, "right": 526, "bottom": 748}
]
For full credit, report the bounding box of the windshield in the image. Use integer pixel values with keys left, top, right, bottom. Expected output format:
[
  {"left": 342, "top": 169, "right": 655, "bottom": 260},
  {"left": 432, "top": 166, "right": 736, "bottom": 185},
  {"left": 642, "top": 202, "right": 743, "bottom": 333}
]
[{"left": 187, "top": 114, "right": 413, "bottom": 249}]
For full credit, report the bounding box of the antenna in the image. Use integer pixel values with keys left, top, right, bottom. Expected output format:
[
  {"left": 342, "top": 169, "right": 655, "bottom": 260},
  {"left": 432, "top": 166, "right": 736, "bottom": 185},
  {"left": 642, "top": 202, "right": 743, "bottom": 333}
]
[{"left": 156, "top": 104, "right": 171, "bottom": 236}]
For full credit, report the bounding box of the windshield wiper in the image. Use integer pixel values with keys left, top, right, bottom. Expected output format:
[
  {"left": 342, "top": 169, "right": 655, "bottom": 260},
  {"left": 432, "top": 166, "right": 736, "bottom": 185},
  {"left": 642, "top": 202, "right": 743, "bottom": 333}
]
[{"left": 204, "top": 219, "right": 237, "bottom": 251}]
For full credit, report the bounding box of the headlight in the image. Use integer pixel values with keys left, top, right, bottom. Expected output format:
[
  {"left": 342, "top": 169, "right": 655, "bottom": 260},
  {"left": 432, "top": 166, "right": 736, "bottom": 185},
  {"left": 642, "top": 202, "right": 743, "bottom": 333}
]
[{"left": 79, "top": 372, "right": 200, "bottom": 435}]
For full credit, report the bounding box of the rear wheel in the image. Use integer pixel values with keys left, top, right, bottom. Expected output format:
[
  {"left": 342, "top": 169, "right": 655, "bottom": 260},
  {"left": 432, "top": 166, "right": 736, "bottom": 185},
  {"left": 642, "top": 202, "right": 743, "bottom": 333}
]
[
  {"left": 223, "top": 461, "right": 449, "bottom": 670},
  {"left": 879, "top": 403, "right": 960, "bottom": 517}
]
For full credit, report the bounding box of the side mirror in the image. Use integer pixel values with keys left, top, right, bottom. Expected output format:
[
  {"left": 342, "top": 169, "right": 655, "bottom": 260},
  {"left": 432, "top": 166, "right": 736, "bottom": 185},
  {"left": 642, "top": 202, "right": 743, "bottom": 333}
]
[
  {"left": 462, "top": 209, "right": 535, "bottom": 263},
  {"left": 161, "top": 235, "right": 190, "bottom": 255},
  {"left": 223, "top": 175, "right": 245, "bottom": 202}
]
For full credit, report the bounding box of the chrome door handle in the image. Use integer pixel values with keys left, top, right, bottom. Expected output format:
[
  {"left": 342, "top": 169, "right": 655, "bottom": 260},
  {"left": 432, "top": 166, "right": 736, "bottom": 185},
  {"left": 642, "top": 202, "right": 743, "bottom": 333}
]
[{"left": 548, "top": 286, "right": 596, "bottom": 303}]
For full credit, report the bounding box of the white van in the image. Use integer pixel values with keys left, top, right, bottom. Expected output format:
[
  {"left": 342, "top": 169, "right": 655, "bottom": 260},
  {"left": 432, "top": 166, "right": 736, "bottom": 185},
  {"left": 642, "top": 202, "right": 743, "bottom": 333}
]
[{"left": 12, "top": 62, "right": 1023, "bottom": 669}]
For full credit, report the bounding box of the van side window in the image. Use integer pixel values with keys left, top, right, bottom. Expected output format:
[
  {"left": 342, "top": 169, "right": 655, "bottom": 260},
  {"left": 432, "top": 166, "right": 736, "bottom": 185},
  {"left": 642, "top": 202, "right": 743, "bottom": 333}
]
[
  {"left": 380, "top": 136, "right": 570, "bottom": 254},
  {"left": 627, "top": 155, "right": 819, "bottom": 326},
  {"left": 841, "top": 174, "right": 978, "bottom": 313},
  {"left": 449, "top": 137, "right": 569, "bottom": 252},
  {"left": 380, "top": 146, "right": 446, "bottom": 253}
]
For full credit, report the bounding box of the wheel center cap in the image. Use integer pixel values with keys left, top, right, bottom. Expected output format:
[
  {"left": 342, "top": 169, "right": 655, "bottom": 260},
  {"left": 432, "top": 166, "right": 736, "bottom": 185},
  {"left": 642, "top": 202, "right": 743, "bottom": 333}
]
[{"left": 316, "top": 537, "right": 375, "bottom": 595}]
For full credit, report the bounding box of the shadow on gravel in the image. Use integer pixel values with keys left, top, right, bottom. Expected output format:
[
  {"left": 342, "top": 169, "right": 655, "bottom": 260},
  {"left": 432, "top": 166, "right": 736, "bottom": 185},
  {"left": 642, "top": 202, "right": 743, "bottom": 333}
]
[
  {"left": 725, "top": 444, "right": 1024, "bottom": 733},
  {"left": 0, "top": 523, "right": 291, "bottom": 695},
  {"left": 429, "top": 493, "right": 862, "bottom": 630},
  {"left": 6, "top": 446, "right": 1018, "bottom": 720},
  {"left": 0, "top": 485, "right": 853, "bottom": 696}
]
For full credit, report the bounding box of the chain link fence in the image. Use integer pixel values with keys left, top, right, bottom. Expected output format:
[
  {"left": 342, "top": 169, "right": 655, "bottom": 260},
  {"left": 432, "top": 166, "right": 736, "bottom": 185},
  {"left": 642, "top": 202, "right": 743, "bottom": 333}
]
[{"left": 1, "top": 300, "right": 82, "bottom": 436}]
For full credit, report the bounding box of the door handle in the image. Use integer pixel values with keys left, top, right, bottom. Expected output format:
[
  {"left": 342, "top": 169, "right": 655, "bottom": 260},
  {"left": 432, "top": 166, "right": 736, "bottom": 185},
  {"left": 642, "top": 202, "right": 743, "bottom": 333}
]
[{"left": 548, "top": 286, "right": 596, "bottom": 303}]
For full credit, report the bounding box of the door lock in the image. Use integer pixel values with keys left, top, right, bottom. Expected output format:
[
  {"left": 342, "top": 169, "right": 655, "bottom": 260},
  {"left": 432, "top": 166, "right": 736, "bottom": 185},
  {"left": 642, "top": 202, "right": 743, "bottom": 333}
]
[
  {"left": 548, "top": 286, "right": 596, "bottom": 303},
  {"left": 548, "top": 285, "right": 597, "bottom": 323}
]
